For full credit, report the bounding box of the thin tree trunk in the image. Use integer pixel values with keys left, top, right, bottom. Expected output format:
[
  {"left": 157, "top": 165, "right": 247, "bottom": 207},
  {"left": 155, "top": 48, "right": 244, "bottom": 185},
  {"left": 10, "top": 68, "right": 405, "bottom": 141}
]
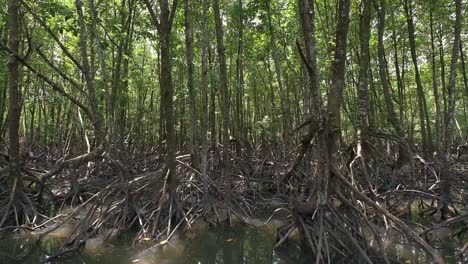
[
  {"left": 234, "top": 0, "right": 244, "bottom": 157},
  {"left": 75, "top": 0, "right": 104, "bottom": 144},
  {"left": 267, "top": 2, "right": 289, "bottom": 136},
  {"left": 437, "top": 0, "right": 462, "bottom": 222},
  {"left": 263, "top": 59, "right": 278, "bottom": 135},
  {"left": 213, "top": 0, "right": 230, "bottom": 170},
  {"left": 391, "top": 9, "right": 405, "bottom": 126},
  {"left": 143, "top": 0, "right": 178, "bottom": 193},
  {"left": 438, "top": 26, "right": 447, "bottom": 118},
  {"left": 430, "top": 3, "right": 442, "bottom": 152},
  {"left": 301, "top": 63, "right": 310, "bottom": 118},
  {"left": 299, "top": 0, "right": 321, "bottom": 114},
  {"left": 209, "top": 47, "right": 217, "bottom": 154},
  {"left": 7, "top": 0, "right": 26, "bottom": 209},
  {"left": 460, "top": 42, "right": 468, "bottom": 140},
  {"left": 376, "top": 0, "right": 410, "bottom": 164},
  {"left": 327, "top": 0, "right": 351, "bottom": 164},
  {"left": 184, "top": 0, "right": 200, "bottom": 168},
  {"left": 200, "top": 0, "right": 210, "bottom": 193},
  {"left": 298, "top": 0, "right": 351, "bottom": 205},
  {"left": 160, "top": 0, "right": 177, "bottom": 193},
  {"left": 298, "top": 0, "right": 329, "bottom": 206},
  {"left": 110, "top": 1, "right": 126, "bottom": 143},
  {"left": 444, "top": 0, "right": 461, "bottom": 152},
  {"left": 403, "top": 0, "right": 432, "bottom": 156},
  {"left": 356, "top": 0, "right": 371, "bottom": 157},
  {"left": 0, "top": 72, "right": 7, "bottom": 139}
]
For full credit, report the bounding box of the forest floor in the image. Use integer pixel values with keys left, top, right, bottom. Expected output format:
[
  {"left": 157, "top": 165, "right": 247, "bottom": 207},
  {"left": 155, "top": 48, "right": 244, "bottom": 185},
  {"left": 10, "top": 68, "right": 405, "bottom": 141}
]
[{"left": 1, "top": 146, "right": 468, "bottom": 263}]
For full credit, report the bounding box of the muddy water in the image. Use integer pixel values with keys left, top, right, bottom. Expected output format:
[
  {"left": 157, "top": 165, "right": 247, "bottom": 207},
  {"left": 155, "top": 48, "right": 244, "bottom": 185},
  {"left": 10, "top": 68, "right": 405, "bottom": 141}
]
[{"left": 0, "top": 220, "right": 466, "bottom": 264}]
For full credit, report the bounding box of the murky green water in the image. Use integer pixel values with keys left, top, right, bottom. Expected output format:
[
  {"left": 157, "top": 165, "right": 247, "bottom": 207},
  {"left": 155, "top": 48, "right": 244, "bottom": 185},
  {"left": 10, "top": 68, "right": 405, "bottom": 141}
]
[
  {"left": 1, "top": 225, "right": 295, "bottom": 264},
  {"left": 0, "top": 223, "right": 466, "bottom": 264}
]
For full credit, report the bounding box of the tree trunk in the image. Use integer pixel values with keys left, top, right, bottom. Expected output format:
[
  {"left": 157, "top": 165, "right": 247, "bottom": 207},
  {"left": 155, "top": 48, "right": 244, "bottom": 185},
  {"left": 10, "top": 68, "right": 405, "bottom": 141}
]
[
  {"left": 298, "top": 0, "right": 351, "bottom": 205},
  {"left": 429, "top": 3, "right": 442, "bottom": 152},
  {"left": 184, "top": 0, "right": 200, "bottom": 168},
  {"left": 212, "top": 0, "right": 230, "bottom": 170},
  {"left": 460, "top": 43, "right": 468, "bottom": 140},
  {"left": 327, "top": 0, "right": 351, "bottom": 165},
  {"left": 75, "top": 0, "right": 104, "bottom": 144},
  {"left": 437, "top": 0, "right": 462, "bottom": 221},
  {"left": 209, "top": 47, "right": 217, "bottom": 154},
  {"left": 298, "top": 0, "right": 329, "bottom": 206},
  {"left": 438, "top": 26, "right": 448, "bottom": 120},
  {"left": 391, "top": 9, "right": 405, "bottom": 126},
  {"left": 143, "top": 0, "right": 178, "bottom": 192},
  {"left": 403, "top": 0, "right": 433, "bottom": 156},
  {"left": 376, "top": 0, "right": 410, "bottom": 165},
  {"left": 200, "top": 0, "right": 210, "bottom": 194},
  {"left": 444, "top": 0, "right": 461, "bottom": 152},
  {"left": 160, "top": 1, "right": 177, "bottom": 192},
  {"left": 267, "top": 2, "right": 288, "bottom": 137},
  {"left": 234, "top": 0, "right": 244, "bottom": 157},
  {"left": 356, "top": 0, "right": 371, "bottom": 157},
  {"left": 7, "top": 0, "right": 26, "bottom": 208}
]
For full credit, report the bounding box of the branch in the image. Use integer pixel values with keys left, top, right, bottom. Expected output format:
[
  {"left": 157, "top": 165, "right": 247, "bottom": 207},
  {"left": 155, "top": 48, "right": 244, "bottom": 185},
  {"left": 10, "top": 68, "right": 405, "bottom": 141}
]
[
  {"left": 41, "top": 145, "right": 105, "bottom": 182},
  {"left": 0, "top": 42, "right": 93, "bottom": 123},
  {"left": 97, "top": 19, "right": 118, "bottom": 48},
  {"left": 296, "top": 39, "right": 314, "bottom": 77},
  {"left": 143, "top": 0, "right": 161, "bottom": 32},
  {"left": 419, "top": 213, "right": 468, "bottom": 237},
  {"left": 169, "top": 0, "right": 179, "bottom": 29},
  {"left": 20, "top": 0, "right": 83, "bottom": 72},
  {"left": 35, "top": 48, "right": 87, "bottom": 96}
]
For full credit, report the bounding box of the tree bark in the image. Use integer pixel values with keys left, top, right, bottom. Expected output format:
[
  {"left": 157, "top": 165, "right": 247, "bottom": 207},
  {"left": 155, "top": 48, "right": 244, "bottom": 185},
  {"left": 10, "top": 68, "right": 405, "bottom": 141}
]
[
  {"left": 390, "top": 9, "right": 405, "bottom": 126},
  {"left": 298, "top": 0, "right": 329, "bottom": 205},
  {"left": 75, "top": 0, "right": 104, "bottom": 144},
  {"left": 200, "top": 0, "right": 210, "bottom": 194},
  {"left": 444, "top": 0, "right": 461, "bottom": 152},
  {"left": 298, "top": 0, "right": 351, "bottom": 205},
  {"left": 460, "top": 43, "right": 468, "bottom": 139},
  {"left": 143, "top": 0, "right": 178, "bottom": 191},
  {"left": 437, "top": 0, "right": 462, "bottom": 221},
  {"left": 7, "top": 0, "right": 26, "bottom": 205},
  {"left": 212, "top": 0, "right": 230, "bottom": 170},
  {"left": 376, "top": 0, "right": 410, "bottom": 164},
  {"left": 327, "top": 0, "right": 351, "bottom": 164},
  {"left": 267, "top": 2, "right": 289, "bottom": 137},
  {"left": 234, "top": 0, "right": 245, "bottom": 157},
  {"left": 184, "top": 0, "right": 200, "bottom": 168},
  {"left": 438, "top": 26, "right": 448, "bottom": 119},
  {"left": 356, "top": 0, "right": 371, "bottom": 157},
  {"left": 429, "top": 2, "right": 442, "bottom": 151},
  {"left": 403, "top": 0, "right": 433, "bottom": 156}
]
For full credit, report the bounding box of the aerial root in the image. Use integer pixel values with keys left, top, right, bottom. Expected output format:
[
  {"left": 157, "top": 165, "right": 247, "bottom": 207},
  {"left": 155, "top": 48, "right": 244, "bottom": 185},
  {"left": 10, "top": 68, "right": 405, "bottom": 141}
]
[
  {"left": 0, "top": 178, "right": 37, "bottom": 230},
  {"left": 332, "top": 165, "right": 445, "bottom": 264}
]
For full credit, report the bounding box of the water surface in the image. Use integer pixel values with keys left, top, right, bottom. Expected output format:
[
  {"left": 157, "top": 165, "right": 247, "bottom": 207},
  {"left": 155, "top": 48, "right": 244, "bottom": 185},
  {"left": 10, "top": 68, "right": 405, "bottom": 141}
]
[{"left": 0, "top": 223, "right": 466, "bottom": 264}]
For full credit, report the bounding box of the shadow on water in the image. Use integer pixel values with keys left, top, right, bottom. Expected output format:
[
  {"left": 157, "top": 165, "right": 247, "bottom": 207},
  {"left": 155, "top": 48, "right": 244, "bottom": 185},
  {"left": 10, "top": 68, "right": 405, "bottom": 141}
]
[{"left": 0, "top": 220, "right": 466, "bottom": 264}]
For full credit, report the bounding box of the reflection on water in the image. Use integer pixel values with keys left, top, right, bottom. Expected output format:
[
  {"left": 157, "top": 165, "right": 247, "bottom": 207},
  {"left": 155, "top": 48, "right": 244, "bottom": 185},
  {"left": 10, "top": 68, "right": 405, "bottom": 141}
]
[
  {"left": 177, "top": 225, "right": 308, "bottom": 264},
  {"left": 0, "top": 221, "right": 466, "bottom": 264}
]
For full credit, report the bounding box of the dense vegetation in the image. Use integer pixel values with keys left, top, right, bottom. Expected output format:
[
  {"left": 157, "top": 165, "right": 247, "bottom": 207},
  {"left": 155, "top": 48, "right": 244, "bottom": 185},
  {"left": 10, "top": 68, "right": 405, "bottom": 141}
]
[{"left": 0, "top": 0, "right": 466, "bottom": 263}]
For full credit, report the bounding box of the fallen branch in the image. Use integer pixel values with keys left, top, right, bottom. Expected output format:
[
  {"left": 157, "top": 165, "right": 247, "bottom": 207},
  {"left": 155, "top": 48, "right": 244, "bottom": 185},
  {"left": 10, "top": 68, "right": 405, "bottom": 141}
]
[
  {"left": 419, "top": 213, "right": 468, "bottom": 237},
  {"left": 41, "top": 145, "right": 105, "bottom": 182}
]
